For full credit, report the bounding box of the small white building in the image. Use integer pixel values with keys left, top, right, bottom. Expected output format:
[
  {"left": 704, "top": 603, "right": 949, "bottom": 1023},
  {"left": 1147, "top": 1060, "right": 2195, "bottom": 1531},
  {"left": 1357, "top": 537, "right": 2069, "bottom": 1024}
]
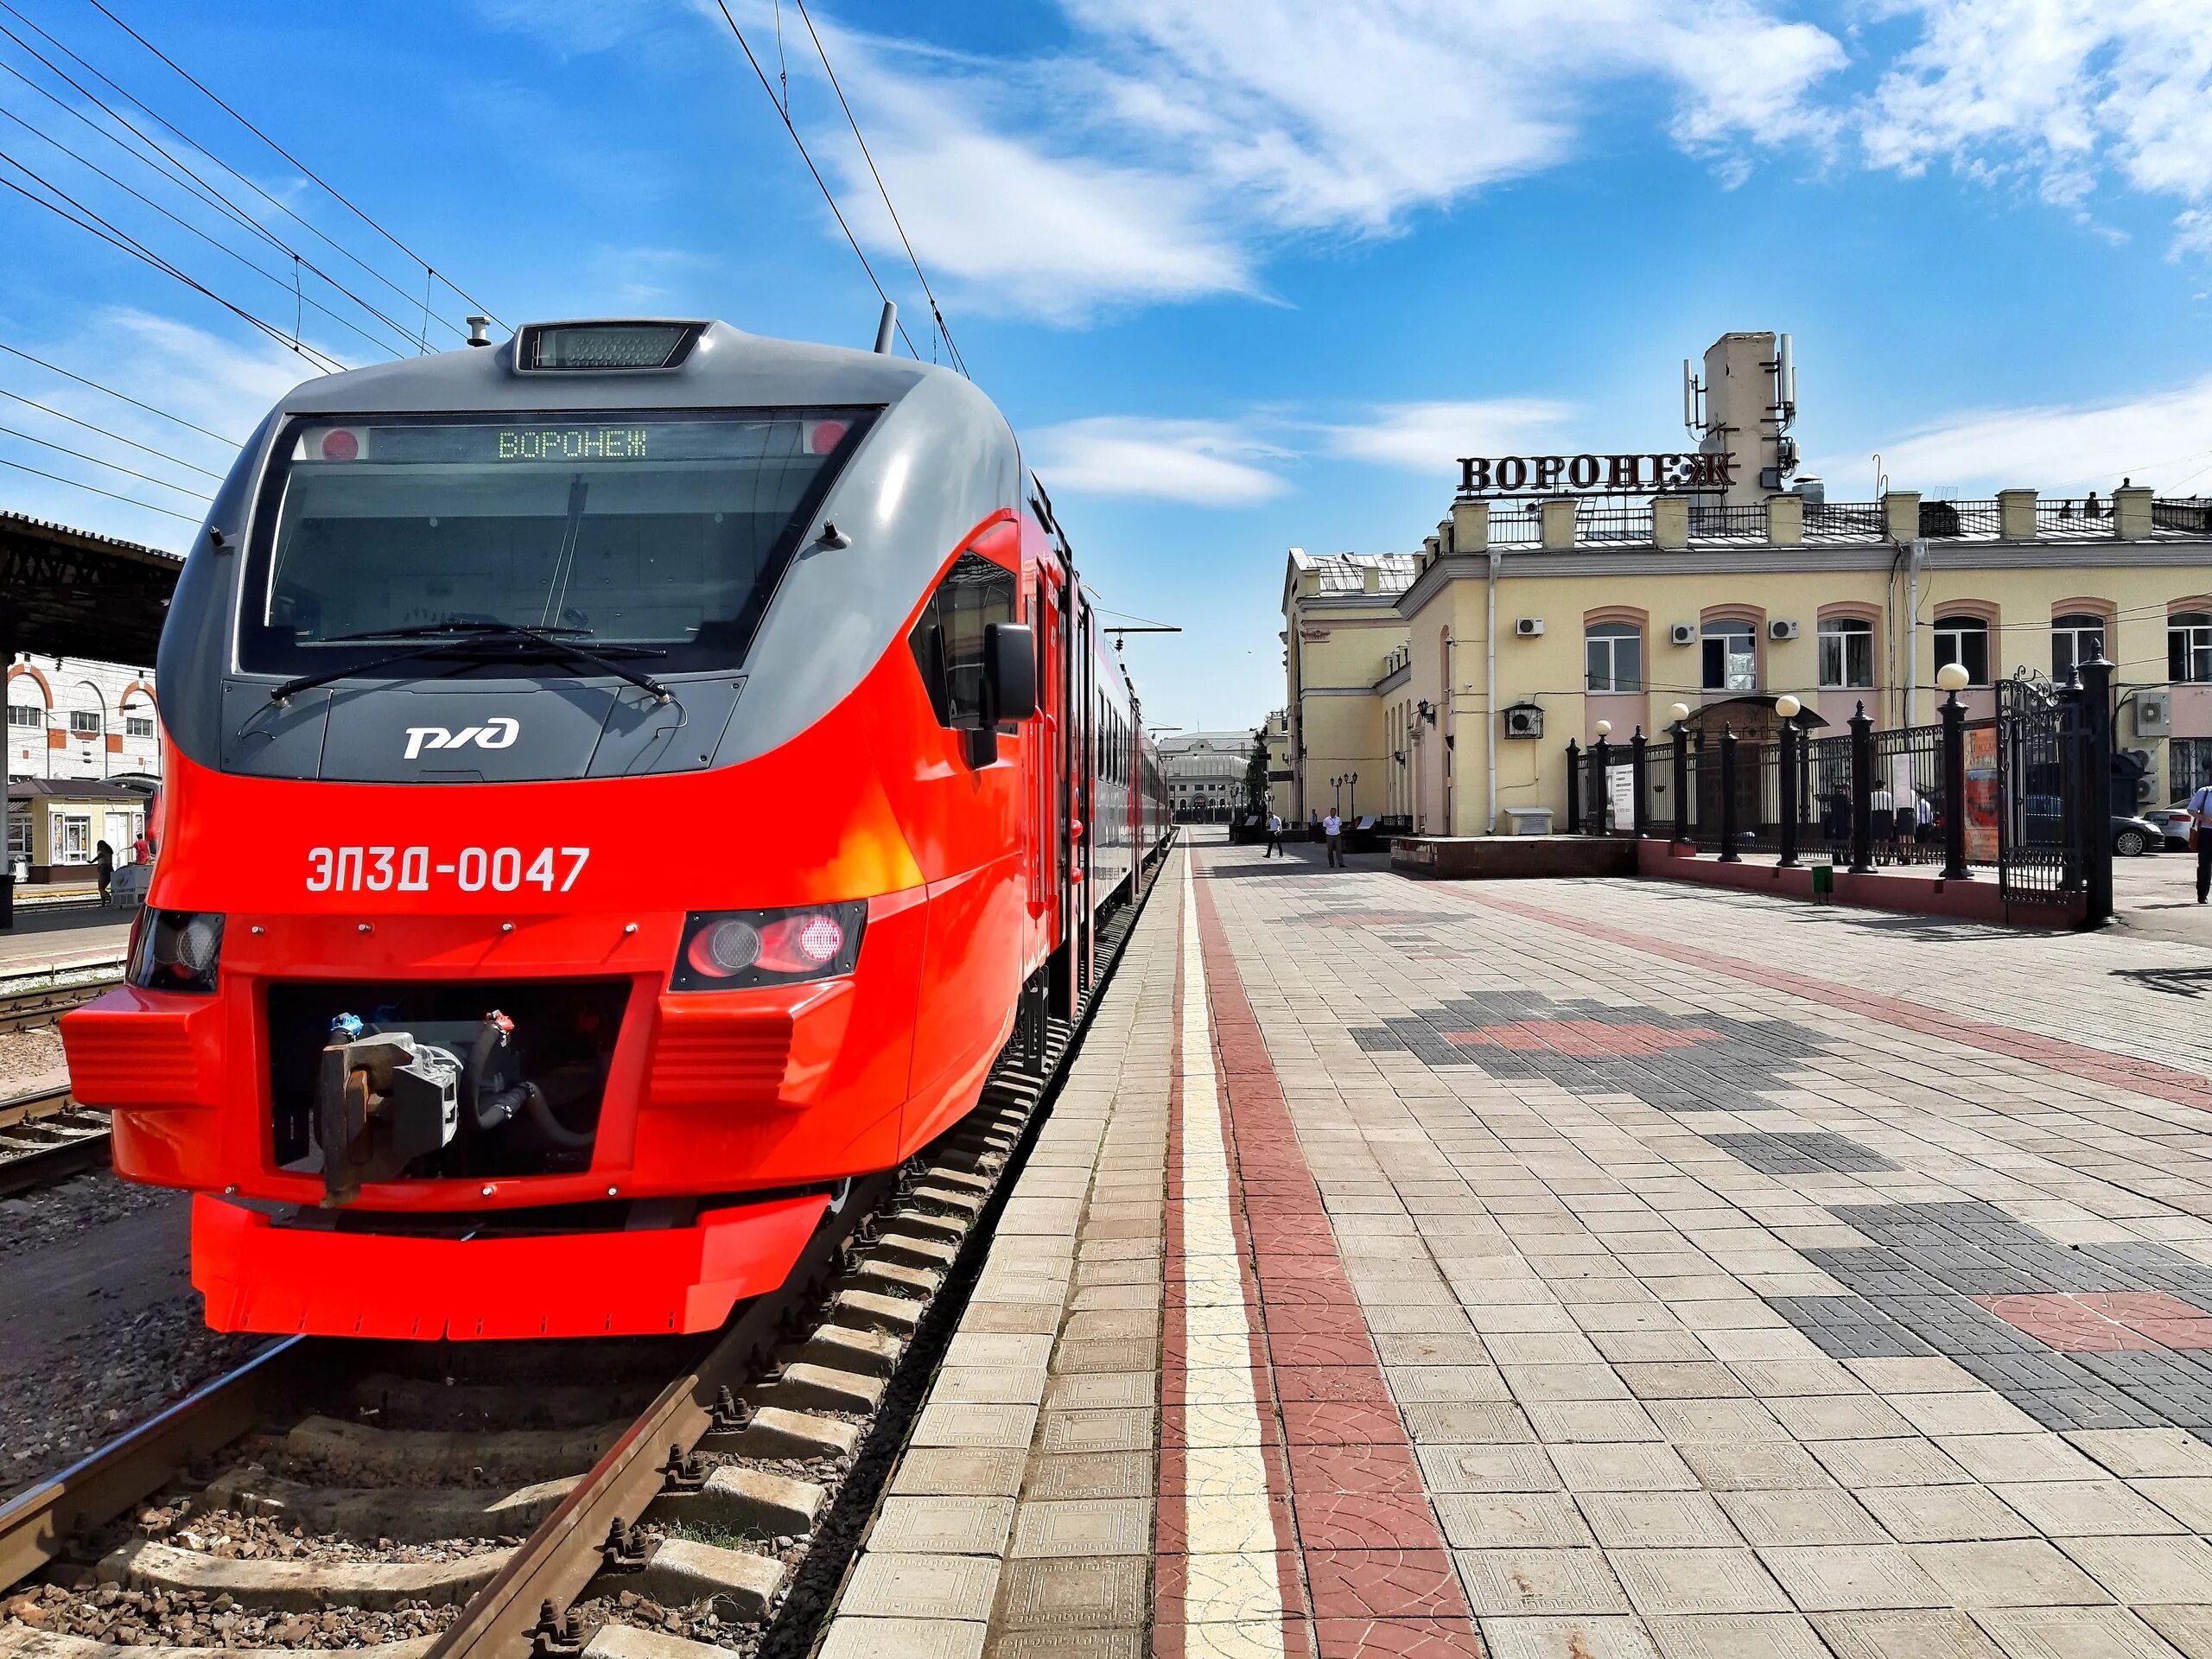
[
  {"left": 7, "top": 653, "right": 162, "bottom": 786},
  {"left": 1159, "top": 728, "right": 1257, "bottom": 823}
]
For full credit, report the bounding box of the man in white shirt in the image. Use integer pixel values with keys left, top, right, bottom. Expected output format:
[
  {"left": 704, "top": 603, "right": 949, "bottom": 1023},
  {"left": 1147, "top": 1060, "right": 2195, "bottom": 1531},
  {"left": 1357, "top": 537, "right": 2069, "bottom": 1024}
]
[
  {"left": 2190, "top": 779, "right": 2212, "bottom": 904},
  {"left": 1265, "top": 812, "right": 1283, "bottom": 858},
  {"left": 1323, "top": 810, "right": 1344, "bottom": 867}
]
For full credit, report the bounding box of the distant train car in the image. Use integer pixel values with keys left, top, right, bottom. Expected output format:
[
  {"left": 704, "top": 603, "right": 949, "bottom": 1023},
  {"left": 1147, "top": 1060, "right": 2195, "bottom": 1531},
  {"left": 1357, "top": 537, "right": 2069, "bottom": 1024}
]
[{"left": 63, "top": 318, "right": 1171, "bottom": 1339}]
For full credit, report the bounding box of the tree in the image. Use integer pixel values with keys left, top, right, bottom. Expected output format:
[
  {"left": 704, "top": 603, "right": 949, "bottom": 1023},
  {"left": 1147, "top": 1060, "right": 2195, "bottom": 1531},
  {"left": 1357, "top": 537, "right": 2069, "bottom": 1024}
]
[{"left": 1243, "top": 733, "right": 1270, "bottom": 817}]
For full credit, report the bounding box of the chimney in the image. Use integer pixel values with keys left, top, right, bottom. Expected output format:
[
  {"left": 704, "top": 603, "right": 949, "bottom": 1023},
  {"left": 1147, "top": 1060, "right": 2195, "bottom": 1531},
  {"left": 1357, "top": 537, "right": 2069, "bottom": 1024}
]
[{"left": 1697, "top": 331, "right": 1794, "bottom": 507}]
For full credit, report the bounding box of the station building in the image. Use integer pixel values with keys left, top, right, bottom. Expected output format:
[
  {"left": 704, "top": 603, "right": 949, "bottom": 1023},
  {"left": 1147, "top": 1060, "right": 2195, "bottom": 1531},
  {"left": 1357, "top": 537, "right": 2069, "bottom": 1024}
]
[
  {"left": 1158, "top": 728, "right": 1254, "bottom": 823},
  {"left": 1282, "top": 333, "right": 2212, "bottom": 836}
]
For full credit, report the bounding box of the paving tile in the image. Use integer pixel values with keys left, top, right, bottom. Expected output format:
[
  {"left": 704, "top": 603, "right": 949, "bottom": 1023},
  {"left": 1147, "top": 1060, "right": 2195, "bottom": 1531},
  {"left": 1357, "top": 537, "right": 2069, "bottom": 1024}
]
[
  {"left": 1577, "top": 1491, "right": 1739, "bottom": 1549},
  {"left": 1812, "top": 1609, "right": 2009, "bottom": 1658},
  {"left": 1675, "top": 1441, "right": 1836, "bottom": 1492},
  {"left": 1432, "top": 1491, "right": 1592, "bottom": 1548},
  {"left": 1610, "top": 1548, "right": 1790, "bottom": 1616},
  {"left": 1989, "top": 1480, "right": 2187, "bottom": 1537},
  {"left": 1909, "top": 1541, "right": 2115, "bottom": 1608},
  {"left": 1853, "top": 1483, "right": 2038, "bottom": 1544},
  {"left": 1970, "top": 1605, "right": 2183, "bottom": 1658},
  {"left": 1548, "top": 1443, "right": 1700, "bottom": 1492},
  {"left": 868, "top": 1497, "right": 1018, "bottom": 1556},
  {"left": 1810, "top": 1436, "right": 1974, "bottom": 1488},
  {"left": 2134, "top": 1606, "right": 2212, "bottom": 1659},
  {"left": 1414, "top": 1443, "right": 1560, "bottom": 1494},
  {"left": 839, "top": 1553, "right": 1001, "bottom": 1621},
  {"left": 1453, "top": 1548, "right": 1632, "bottom": 1616},
  {"left": 2056, "top": 1534, "right": 2212, "bottom": 1604},
  {"left": 1477, "top": 1617, "right": 1662, "bottom": 1659},
  {"left": 2068, "top": 1429, "right": 2212, "bottom": 1480},
  {"left": 1715, "top": 1488, "right": 1887, "bottom": 1546},
  {"left": 998, "top": 1558, "right": 1149, "bottom": 1630},
  {"left": 1008, "top": 1498, "right": 1153, "bottom": 1559},
  {"left": 822, "top": 1618, "right": 988, "bottom": 1659},
  {"left": 1756, "top": 1543, "right": 1947, "bottom": 1611},
  {"left": 1643, "top": 1612, "right": 1832, "bottom": 1658}
]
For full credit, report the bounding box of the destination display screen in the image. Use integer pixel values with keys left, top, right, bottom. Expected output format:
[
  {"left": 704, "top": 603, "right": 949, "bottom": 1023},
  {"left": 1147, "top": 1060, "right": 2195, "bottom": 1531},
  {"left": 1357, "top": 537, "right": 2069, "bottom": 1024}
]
[{"left": 289, "top": 416, "right": 851, "bottom": 467}]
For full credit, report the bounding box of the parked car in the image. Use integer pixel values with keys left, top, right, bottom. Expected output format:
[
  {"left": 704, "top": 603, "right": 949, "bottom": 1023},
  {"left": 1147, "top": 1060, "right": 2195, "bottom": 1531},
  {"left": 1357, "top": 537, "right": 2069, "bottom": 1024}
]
[
  {"left": 2145, "top": 802, "right": 2197, "bottom": 849},
  {"left": 2113, "top": 815, "right": 2164, "bottom": 856}
]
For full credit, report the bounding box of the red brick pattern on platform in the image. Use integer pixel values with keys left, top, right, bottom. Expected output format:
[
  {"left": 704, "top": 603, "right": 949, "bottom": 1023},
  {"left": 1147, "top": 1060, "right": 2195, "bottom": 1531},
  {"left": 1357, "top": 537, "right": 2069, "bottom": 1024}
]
[
  {"left": 1193, "top": 872, "right": 1487, "bottom": 1659},
  {"left": 1974, "top": 1290, "right": 2212, "bottom": 1352},
  {"left": 1446, "top": 886, "right": 2212, "bottom": 1116}
]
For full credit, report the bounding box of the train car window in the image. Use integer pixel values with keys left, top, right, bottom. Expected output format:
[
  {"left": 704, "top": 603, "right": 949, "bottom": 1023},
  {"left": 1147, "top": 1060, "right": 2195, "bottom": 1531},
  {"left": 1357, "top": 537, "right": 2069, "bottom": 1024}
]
[
  {"left": 908, "top": 551, "right": 1015, "bottom": 730},
  {"left": 239, "top": 409, "right": 874, "bottom": 677}
]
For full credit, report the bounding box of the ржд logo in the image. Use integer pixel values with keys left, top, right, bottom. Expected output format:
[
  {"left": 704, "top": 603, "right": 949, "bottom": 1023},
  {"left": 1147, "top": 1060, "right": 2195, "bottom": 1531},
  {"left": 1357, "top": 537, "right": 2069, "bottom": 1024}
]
[{"left": 402, "top": 715, "right": 520, "bottom": 760}]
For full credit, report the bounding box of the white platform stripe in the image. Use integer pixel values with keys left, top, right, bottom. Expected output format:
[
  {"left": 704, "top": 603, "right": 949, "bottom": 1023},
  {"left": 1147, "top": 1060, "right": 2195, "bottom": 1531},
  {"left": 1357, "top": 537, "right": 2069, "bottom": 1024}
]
[{"left": 1175, "top": 858, "right": 1288, "bottom": 1658}]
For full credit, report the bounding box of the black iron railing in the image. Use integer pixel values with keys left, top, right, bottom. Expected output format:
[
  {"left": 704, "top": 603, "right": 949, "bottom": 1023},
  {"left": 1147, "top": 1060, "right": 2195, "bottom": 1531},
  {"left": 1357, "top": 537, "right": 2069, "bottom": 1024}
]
[
  {"left": 1802, "top": 501, "right": 1886, "bottom": 543},
  {"left": 1574, "top": 501, "right": 1655, "bottom": 543},
  {"left": 1687, "top": 503, "right": 1769, "bottom": 540},
  {"left": 2037, "top": 497, "right": 2116, "bottom": 537}
]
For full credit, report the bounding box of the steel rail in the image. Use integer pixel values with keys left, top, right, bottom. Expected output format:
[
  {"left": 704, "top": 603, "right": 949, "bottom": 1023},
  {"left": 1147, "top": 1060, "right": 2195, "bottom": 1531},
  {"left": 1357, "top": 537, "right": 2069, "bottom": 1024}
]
[
  {"left": 0, "top": 1123, "right": 109, "bottom": 1198},
  {"left": 0, "top": 1337, "right": 321, "bottom": 1592},
  {"left": 426, "top": 1173, "right": 892, "bottom": 1659}
]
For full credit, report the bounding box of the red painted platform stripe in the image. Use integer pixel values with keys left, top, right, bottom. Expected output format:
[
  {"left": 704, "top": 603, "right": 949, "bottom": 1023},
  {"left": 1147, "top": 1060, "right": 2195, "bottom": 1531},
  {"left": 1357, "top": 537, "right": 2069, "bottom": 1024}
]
[
  {"left": 1443, "top": 886, "right": 2212, "bottom": 1115},
  {"left": 1193, "top": 862, "right": 1487, "bottom": 1659}
]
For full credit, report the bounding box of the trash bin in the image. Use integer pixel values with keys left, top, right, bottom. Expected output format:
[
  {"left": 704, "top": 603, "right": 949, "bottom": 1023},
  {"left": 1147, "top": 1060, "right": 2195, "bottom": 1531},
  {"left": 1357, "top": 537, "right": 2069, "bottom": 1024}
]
[
  {"left": 1504, "top": 807, "right": 1554, "bottom": 836},
  {"left": 0, "top": 870, "right": 12, "bottom": 930},
  {"left": 1810, "top": 864, "right": 1834, "bottom": 899}
]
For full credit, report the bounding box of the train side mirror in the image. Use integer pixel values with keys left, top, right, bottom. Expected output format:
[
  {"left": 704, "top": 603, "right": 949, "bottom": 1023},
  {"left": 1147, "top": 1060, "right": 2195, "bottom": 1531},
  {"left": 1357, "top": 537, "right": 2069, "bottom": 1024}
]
[{"left": 984, "top": 623, "right": 1037, "bottom": 723}]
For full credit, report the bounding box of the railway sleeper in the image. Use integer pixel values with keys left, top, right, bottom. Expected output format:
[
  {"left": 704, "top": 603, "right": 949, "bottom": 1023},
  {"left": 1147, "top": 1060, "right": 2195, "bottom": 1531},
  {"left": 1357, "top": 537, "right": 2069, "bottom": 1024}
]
[
  {"left": 876, "top": 1210, "right": 963, "bottom": 1247},
  {"left": 785, "top": 1325, "right": 900, "bottom": 1380},
  {"left": 865, "top": 1231, "right": 955, "bottom": 1273},
  {"left": 753, "top": 1363, "right": 883, "bottom": 1415},
  {"left": 827, "top": 1289, "right": 924, "bottom": 1338},
  {"left": 575, "top": 1624, "right": 727, "bottom": 1659},
  {"left": 200, "top": 1465, "right": 578, "bottom": 1542},
  {"left": 94, "top": 1538, "right": 511, "bottom": 1611},
  {"left": 645, "top": 1465, "right": 823, "bottom": 1539},
  {"left": 0, "top": 1633, "right": 434, "bottom": 1659},
  {"left": 698, "top": 1405, "right": 860, "bottom": 1461},
  {"left": 283, "top": 1416, "right": 625, "bottom": 1484},
  {"left": 343, "top": 1376, "right": 658, "bottom": 1433},
  {"left": 627, "top": 1538, "right": 780, "bottom": 1623},
  {"left": 844, "top": 1258, "right": 938, "bottom": 1300}
]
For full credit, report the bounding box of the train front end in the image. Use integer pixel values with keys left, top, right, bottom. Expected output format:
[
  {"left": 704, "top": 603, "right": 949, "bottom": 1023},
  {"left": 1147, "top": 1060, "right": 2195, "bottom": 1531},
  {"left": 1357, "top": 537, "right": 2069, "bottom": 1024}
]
[{"left": 60, "top": 320, "right": 1038, "bottom": 1339}]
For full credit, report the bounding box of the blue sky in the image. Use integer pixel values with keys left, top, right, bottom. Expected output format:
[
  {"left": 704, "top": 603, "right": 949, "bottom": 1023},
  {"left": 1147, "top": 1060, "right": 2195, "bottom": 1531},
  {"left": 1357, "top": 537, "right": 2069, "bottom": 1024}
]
[{"left": 1, "top": 0, "right": 2209, "bottom": 729}]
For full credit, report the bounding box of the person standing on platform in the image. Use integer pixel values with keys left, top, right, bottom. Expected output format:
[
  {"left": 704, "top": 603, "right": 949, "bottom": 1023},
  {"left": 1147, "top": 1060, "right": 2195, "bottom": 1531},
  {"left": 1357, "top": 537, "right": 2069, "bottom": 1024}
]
[
  {"left": 1265, "top": 812, "right": 1283, "bottom": 857},
  {"left": 132, "top": 828, "right": 150, "bottom": 866},
  {"left": 1323, "top": 809, "right": 1344, "bottom": 867},
  {"left": 94, "top": 839, "right": 114, "bottom": 907},
  {"left": 2190, "top": 778, "right": 2212, "bottom": 904}
]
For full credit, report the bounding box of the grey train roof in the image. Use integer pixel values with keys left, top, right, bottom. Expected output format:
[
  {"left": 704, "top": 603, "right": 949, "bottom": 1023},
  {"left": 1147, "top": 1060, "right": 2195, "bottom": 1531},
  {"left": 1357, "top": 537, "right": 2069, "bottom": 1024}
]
[{"left": 159, "top": 321, "right": 1028, "bottom": 784}]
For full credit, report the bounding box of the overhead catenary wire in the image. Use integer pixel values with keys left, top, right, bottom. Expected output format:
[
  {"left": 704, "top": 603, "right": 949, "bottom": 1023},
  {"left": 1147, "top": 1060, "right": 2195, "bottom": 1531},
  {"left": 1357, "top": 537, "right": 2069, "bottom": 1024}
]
[
  {"left": 709, "top": 0, "right": 924, "bottom": 363},
  {"left": 0, "top": 102, "right": 426, "bottom": 360},
  {"left": 0, "top": 16, "right": 441, "bottom": 355},
  {"left": 0, "top": 340, "right": 238, "bottom": 446},
  {"left": 70, "top": 0, "right": 505, "bottom": 331},
  {"left": 0, "top": 418, "right": 213, "bottom": 498},
  {"left": 791, "top": 0, "right": 969, "bottom": 378},
  {"left": 0, "top": 385, "right": 224, "bottom": 478},
  {"left": 0, "top": 156, "right": 346, "bottom": 372},
  {"left": 0, "top": 450, "right": 200, "bottom": 520}
]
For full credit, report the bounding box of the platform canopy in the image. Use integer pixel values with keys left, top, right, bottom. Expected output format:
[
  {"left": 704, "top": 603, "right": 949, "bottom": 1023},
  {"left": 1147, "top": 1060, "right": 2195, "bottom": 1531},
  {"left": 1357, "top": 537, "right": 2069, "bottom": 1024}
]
[{"left": 0, "top": 511, "right": 181, "bottom": 665}]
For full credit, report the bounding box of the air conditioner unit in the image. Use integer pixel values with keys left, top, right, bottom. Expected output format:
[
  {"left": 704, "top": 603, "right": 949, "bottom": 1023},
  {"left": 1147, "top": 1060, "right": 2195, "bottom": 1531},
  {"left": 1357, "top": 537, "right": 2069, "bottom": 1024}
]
[
  {"left": 1515, "top": 618, "right": 1544, "bottom": 637},
  {"left": 2135, "top": 694, "right": 2171, "bottom": 737},
  {"left": 1669, "top": 623, "right": 1696, "bottom": 646},
  {"left": 1769, "top": 619, "right": 1800, "bottom": 642},
  {"left": 1503, "top": 704, "right": 1544, "bottom": 740}
]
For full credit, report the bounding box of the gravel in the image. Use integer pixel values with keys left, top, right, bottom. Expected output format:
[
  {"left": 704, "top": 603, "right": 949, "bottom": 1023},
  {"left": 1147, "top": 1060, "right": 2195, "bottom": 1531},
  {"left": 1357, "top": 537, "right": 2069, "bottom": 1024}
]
[
  {"left": 3, "top": 1579, "right": 461, "bottom": 1648},
  {"left": 0, "top": 1168, "right": 171, "bottom": 1264},
  {"left": 0, "top": 1025, "right": 67, "bottom": 1092},
  {"left": 134, "top": 1507, "right": 511, "bottom": 1565}
]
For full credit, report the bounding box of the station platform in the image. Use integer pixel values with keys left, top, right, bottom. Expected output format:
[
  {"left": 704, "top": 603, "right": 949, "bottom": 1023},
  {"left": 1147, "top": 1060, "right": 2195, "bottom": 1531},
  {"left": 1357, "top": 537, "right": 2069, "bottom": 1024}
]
[{"left": 822, "top": 838, "right": 2212, "bottom": 1659}]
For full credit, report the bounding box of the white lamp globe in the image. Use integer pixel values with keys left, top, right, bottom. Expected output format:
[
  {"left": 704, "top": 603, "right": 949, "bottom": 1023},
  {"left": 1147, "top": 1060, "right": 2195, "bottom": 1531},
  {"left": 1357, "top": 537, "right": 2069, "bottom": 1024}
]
[
  {"left": 1594, "top": 720, "right": 1612, "bottom": 736},
  {"left": 1668, "top": 702, "right": 1691, "bottom": 723},
  {"left": 1936, "top": 663, "right": 1972, "bottom": 693},
  {"left": 1774, "top": 695, "right": 1802, "bottom": 720}
]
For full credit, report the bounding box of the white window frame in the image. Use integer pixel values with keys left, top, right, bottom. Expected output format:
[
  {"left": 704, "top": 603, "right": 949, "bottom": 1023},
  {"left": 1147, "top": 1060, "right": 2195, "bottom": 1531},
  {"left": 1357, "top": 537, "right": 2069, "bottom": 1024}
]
[
  {"left": 124, "top": 714, "right": 156, "bottom": 739},
  {"left": 1817, "top": 618, "right": 1874, "bottom": 690},
  {"left": 6, "top": 702, "right": 42, "bottom": 729},
  {"left": 54, "top": 811, "right": 92, "bottom": 861},
  {"left": 2051, "top": 614, "right": 2105, "bottom": 684},
  {"left": 67, "top": 709, "right": 101, "bottom": 736},
  {"left": 1584, "top": 623, "right": 1643, "bottom": 694},
  {"left": 1934, "top": 616, "right": 1993, "bottom": 687},
  {"left": 2171, "top": 613, "right": 2212, "bottom": 686},
  {"left": 1701, "top": 620, "right": 1758, "bottom": 693}
]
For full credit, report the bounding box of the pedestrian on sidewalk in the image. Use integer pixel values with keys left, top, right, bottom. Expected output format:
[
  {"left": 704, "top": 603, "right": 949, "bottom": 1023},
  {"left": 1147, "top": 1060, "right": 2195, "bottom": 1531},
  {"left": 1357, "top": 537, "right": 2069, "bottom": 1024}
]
[
  {"left": 1264, "top": 812, "right": 1282, "bottom": 857},
  {"left": 1323, "top": 810, "right": 1344, "bottom": 867},
  {"left": 2190, "top": 779, "right": 2212, "bottom": 904},
  {"left": 94, "top": 839, "right": 114, "bottom": 907}
]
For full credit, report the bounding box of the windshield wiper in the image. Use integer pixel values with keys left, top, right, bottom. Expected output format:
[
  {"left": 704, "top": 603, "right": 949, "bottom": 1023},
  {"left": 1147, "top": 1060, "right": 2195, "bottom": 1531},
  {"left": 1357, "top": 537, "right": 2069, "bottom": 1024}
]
[{"left": 270, "top": 621, "right": 672, "bottom": 705}]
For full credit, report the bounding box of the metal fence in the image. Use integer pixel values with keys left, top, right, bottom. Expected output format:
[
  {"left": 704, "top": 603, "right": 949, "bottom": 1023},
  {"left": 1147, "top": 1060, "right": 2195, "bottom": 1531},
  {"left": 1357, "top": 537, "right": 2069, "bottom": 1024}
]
[
  {"left": 2037, "top": 497, "right": 2116, "bottom": 537},
  {"left": 1802, "top": 501, "right": 1886, "bottom": 543},
  {"left": 1488, "top": 507, "right": 1543, "bottom": 544},
  {"left": 1916, "top": 499, "right": 2000, "bottom": 539},
  {"left": 1566, "top": 678, "right": 2108, "bottom": 919},
  {"left": 2154, "top": 497, "right": 2212, "bottom": 534},
  {"left": 1687, "top": 503, "right": 1769, "bottom": 540},
  {"left": 1574, "top": 500, "right": 1655, "bottom": 543}
]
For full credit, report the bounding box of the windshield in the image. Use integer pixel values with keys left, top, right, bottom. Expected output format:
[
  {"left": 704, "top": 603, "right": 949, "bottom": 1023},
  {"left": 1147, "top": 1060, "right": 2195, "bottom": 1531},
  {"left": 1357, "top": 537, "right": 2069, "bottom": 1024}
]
[{"left": 238, "top": 409, "right": 873, "bottom": 677}]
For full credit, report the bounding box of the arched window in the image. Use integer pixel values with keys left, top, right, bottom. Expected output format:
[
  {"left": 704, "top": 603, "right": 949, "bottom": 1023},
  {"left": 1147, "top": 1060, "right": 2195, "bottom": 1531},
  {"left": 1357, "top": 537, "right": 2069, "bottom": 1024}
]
[
  {"left": 1585, "top": 621, "right": 1642, "bottom": 693},
  {"left": 2171, "top": 612, "right": 2212, "bottom": 684},
  {"left": 1818, "top": 617, "right": 1874, "bottom": 689},
  {"left": 1935, "top": 615, "right": 1992, "bottom": 686},
  {"left": 2051, "top": 613, "right": 2105, "bottom": 683},
  {"left": 1702, "top": 619, "right": 1757, "bottom": 692}
]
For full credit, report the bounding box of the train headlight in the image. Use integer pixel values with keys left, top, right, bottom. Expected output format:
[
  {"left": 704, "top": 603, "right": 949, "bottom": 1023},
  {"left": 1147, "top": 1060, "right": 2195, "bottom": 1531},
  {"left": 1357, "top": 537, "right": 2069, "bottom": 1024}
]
[
  {"left": 127, "top": 909, "right": 225, "bottom": 995},
  {"left": 670, "top": 902, "right": 866, "bottom": 992}
]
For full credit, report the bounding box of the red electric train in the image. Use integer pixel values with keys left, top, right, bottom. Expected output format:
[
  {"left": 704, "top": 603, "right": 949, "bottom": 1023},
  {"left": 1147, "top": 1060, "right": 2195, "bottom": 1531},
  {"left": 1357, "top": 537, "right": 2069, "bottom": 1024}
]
[{"left": 61, "top": 317, "right": 1171, "bottom": 1338}]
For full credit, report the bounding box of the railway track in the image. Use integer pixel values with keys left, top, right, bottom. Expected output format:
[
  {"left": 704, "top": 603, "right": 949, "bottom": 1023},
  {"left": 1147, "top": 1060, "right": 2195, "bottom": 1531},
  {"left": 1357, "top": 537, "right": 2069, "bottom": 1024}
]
[
  {"left": 0, "top": 849, "right": 1169, "bottom": 1659},
  {"left": 0, "top": 1095, "right": 109, "bottom": 1201},
  {"left": 0, "top": 968, "right": 124, "bottom": 1038}
]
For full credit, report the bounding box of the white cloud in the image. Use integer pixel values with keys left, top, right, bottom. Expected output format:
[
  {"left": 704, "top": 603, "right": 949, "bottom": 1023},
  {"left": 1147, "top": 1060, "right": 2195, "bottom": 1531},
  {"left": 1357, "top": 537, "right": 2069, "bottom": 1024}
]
[
  {"left": 1321, "top": 398, "right": 1578, "bottom": 471},
  {"left": 1024, "top": 416, "right": 1290, "bottom": 505},
  {"left": 1819, "top": 373, "right": 2212, "bottom": 496},
  {"left": 1857, "top": 0, "right": 2212, "bottom": 251},
  {"left": 751, "top": 0, "right": 1848, "bottom": 320}
]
